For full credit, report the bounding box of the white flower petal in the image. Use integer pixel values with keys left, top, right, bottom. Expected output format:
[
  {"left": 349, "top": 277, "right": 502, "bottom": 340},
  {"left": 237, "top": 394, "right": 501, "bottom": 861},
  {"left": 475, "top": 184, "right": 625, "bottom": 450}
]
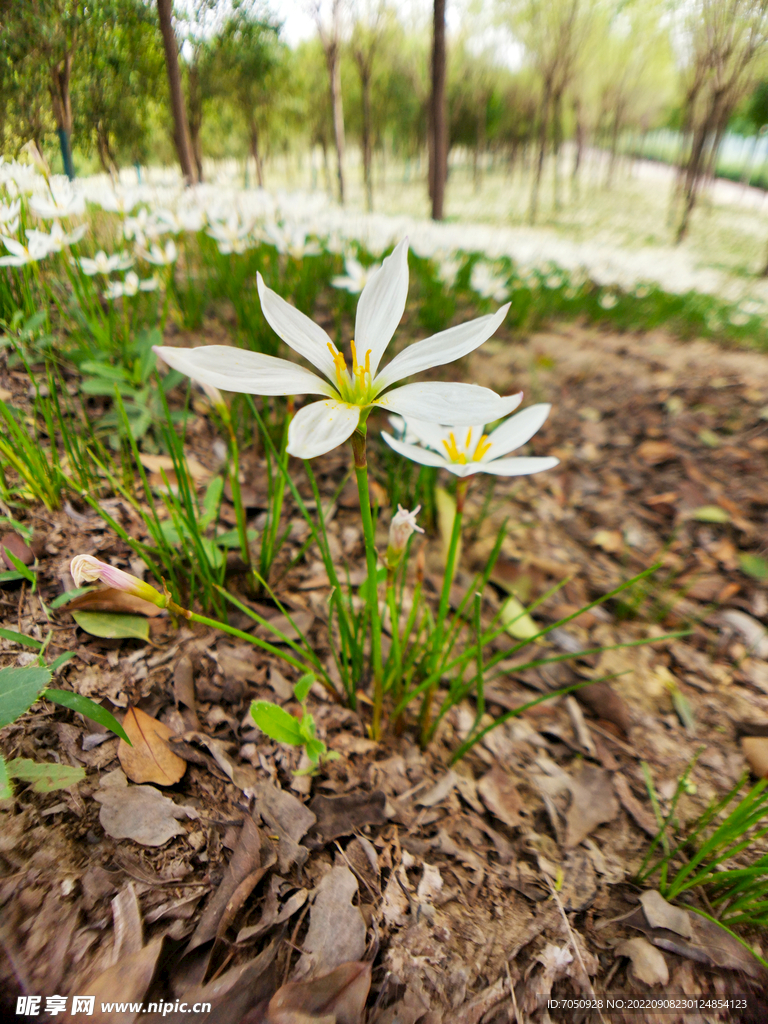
[
  {"left": 381, "top": 431, "right": 452, "bottom": 470},
  {"left": 257, "top": 273, "right": 337, "bottom": 381},
  {"left": 375, "top": 304, "right": 510, "bottom": 390},
  {"left": 483, "top": 404, "right": 551, "bottom": 460},
  {"left": 287, "top": 400, "right": 360, "bottom": 458},
  {"left": 477, "top": 456, "right": 560, "bottom": 477},
  {"left": 397, "top": 418, "right": 452, "bottom": 452},
  {"left": 355, "top": 238, "right": 409, "bottom": 377},
  {"left": 153, "top": 345, "right": 335, "bottom": 397},
  {"left": 376, "top": 382, "right": 523, "bottom": 426}
]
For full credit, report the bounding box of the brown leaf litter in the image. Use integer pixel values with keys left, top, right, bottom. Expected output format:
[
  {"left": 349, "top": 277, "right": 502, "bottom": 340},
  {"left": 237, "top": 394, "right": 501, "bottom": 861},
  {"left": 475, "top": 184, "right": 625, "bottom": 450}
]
[{"left": 3, "top": 323, "right": 768, "bottom": 1022}]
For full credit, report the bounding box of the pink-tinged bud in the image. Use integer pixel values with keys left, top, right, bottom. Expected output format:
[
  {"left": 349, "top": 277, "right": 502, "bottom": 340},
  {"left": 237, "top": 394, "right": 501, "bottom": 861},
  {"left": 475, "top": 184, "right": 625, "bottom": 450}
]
[
  {"left": 200, "top": 382, "right": 227, "bottom": 413},
  {"left": 385, "top": 504, "right": 424, "bottom": 570},
  {"left": 70, "top": 555, "right": 167, "bottom": 608}
]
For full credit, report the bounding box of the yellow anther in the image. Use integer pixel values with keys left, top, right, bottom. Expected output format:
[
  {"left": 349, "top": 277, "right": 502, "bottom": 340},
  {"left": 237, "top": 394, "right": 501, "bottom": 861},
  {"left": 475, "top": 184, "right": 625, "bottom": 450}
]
[
  {"left": 442, "top": 432, "right": 467, "bottom": 464},
  {"left": 327, "top": 342, "right": 347, "bottom": 385},
  {"left": 350, "top": 339, "right": 359, "bottom": 373},
  {"left": 473, "top": 434, "right": 492, "bottom": 461},
  {"left": 465, "top": 427, "right": 473, "bottom": 448}
]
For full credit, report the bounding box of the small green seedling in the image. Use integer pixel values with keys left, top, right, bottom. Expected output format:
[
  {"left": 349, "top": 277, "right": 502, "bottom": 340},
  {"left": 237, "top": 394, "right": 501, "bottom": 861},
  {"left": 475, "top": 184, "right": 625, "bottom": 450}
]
[{"left": 250, "top": 672, "right": 339, "bottom": 775}]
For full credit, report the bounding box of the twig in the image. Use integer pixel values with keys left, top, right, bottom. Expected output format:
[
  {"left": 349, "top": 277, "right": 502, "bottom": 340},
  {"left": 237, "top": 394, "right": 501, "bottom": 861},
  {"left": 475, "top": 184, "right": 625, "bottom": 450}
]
[{"left": 546, "top": 876, "right": 608, "bottom": 1024}]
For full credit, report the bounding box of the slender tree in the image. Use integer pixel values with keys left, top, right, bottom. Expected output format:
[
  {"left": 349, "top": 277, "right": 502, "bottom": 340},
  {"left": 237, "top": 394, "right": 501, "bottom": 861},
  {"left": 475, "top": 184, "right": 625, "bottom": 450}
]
[
  {"left": 312, "top": 0, "right": 347, "bottom": 204},
  {"left": 351, "top": 0, "right": 388, "bottom": 211},
  {"left": 429, "top": 0, "right": 447, "bottom": 219},
  {"left": 157, "top": 0, "right": 196, "bottom": 183}
]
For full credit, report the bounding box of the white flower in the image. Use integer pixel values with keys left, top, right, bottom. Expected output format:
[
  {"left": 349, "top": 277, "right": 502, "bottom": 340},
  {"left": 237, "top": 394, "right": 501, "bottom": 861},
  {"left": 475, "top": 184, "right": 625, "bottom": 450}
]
[
  {"left": 332, "top": 257, "right": 381, "bottom": 294},
  {"left": 78, "top": 250, "right": 133, "bottom": 276},
  {"left": 381, "top": 404, "right": 559, "bottom": 478},
  {"left": 98, "top": 190, "right": 140, "bottom": 215},
  {"left": 471, "top": 262, "right": 509, "bottom": 302},
  {"left": 0, "top": 234, "right": 52, "bottom": 266},
  {"left": 123, "top": 208, "right": 166, "bottom": 246},
  {"left": 26, "top": 221, "right": 87, "bottom": 254},
  {"left": 155, "top": 238, "right": 521, "bottom": 460},
  {"left": 0, "top": 199, "right": 20, "bottom": 224},
  {"left": 138, "top": 239, "right": 177, "bottom": 265},
  {"left": 438, "top": 256, "right": 462, "bottom": 289},
  {"left": 29, "top": 185, "right": 85, "bottom": 219},
  {"left": 267, "top": 223, "right": 321, "bottom": 259},
  {"left": 206, "top": 213, "right": 253, "bottom": 254},
  {"left": 104, "top": 271, "right": 158, "bottom": 299},
  {"left": 598, "top": 291, "right": 618, "bottom": 310},
  {"left": 158, "top": 206, "right": 205, "bottom": 233}
]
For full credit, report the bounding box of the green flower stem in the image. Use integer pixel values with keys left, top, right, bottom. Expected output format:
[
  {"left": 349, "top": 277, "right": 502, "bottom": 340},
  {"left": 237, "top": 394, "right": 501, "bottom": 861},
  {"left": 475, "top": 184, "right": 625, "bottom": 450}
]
[
  {"left": 166, "top": 599, "right": 315, "bottom": 676},
  {"left": 351, "top": 426, "right": 384, "bottom": 738},
  {"left": 419, "top": 478, "right": 468, "bottom": 747}
]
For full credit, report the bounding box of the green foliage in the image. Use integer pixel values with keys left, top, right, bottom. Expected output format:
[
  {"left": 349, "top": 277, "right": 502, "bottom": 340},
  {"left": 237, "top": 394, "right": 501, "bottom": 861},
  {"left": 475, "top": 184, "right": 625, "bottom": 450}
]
[
  {"left": 6, "top": 757, "right": 85, "bottom": 792},
  {"left": 0, "top": 664, "right": 52, "bottom": 729},
  {"left": 251, "top": 673, "right": 338, "bottom": 773},
  {"left": 638, "top": 762, "right": 768, "bottom": 931}
]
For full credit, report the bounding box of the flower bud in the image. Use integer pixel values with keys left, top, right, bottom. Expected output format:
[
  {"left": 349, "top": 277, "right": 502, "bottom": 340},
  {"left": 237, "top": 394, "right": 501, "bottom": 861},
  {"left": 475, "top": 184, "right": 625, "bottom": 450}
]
[
  {"left": 70, "top": 554, "right": 167, "bottom": 607},
  {"left": 385, "top": 505, "right": 424, "bottom": 570}
]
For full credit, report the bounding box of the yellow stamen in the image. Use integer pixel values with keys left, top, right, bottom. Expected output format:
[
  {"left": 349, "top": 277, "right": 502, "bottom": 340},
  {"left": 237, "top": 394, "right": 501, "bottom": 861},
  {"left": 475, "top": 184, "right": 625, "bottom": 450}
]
[
  {"left": 350, "top": 338, "right": 359, "bottom": 373},
  {"left": 442, "top": 431, "right": 467, "bottom": 464},
  {"left": 473, "top": 434, "right": 492, "bottom": 461},
  {"left": 327, "top": 342, "right": 347, "bottom": 386},
  {"left": 465, "top": 427, "right": 473, "bottom": 448}
]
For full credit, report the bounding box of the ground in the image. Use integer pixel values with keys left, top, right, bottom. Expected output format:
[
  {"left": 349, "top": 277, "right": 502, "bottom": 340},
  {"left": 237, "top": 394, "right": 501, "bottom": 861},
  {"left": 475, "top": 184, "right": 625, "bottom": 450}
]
[{"left": 2, "top": 319, "right": 768, "bottom": 1023}]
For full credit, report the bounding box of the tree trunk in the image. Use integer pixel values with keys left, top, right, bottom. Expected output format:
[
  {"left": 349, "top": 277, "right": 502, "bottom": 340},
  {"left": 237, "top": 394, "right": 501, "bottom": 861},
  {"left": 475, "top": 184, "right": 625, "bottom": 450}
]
[
  {"left": 606, "top": 107, "right": 622, "bottom": 189},
  {"left": 571, "top": 96, "right": 584, "bottom": 198},
  {"left": 96, "top": 124, "right": 118, "bottom": 184},
  {"left": 474, "top": 94, "right": 486, "bottom": 194},
  {"left": 187, "top": 62, "right": 203, "bottom": 183},
  {"left": 361, "top": 65, "right": 373, "bottom": 211},
  {"left": 156, "top": 0, "right": 196, "bottom": 185},
  {"left": 250, "top": 120, "right": 264, "bottom": 188},
  {"left": 325, "top": 45, "right": 346, "bottom": 204},
  {"left": 552, "top": 89, "right": 563, "bottom": 209},
  {"left": 429, "top": 0, "right": 447, "bottom": 220},
  {"left": 529, "top": 80, "right": 551, "bottom": 224},
  {"left": 50, "top": 53, "right": 75, "bottom": 180}
]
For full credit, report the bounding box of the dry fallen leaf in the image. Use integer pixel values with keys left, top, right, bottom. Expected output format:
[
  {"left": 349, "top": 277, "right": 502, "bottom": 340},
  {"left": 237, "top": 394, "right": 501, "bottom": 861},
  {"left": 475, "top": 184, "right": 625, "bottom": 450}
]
[
  {"left": 637, "top": 440, "right": 677, "bottom": 465},
  {"left": 295, "top": 867, "right": 367, "bottom": 980},
  {"left": 477, "top": 765, "right": 524, "bottom": 828},
  {"left": 95, "top": 783, "right": 197, "bottom": 846},
  {"left": 68, "top": 587, "right": 164, "bottom": 617},
  {"left": 616, "top": 937, "right": 669, "bottom": 987},
  {"left": 565, "top": 764, "right": 619, "bottom": 848},
  {"left": 138, "top": 451, "right": 211, "bottom": 481},
  {"left": 268, "top": 961, "right": 371, "bottom": 1024},
  {"left": 742, "top": 736, "right": 768, "bottom": 778},
  {"left": 118, "top": 706, "right": 187, "bottom": 785}
]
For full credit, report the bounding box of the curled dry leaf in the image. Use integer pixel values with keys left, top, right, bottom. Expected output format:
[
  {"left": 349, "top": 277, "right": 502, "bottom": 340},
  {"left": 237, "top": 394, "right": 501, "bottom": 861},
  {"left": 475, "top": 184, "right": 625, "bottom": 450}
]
[
  {"left": 118, "top": 706, "right": 186, "bottom": 785},
  {"left": 268, "top": 961, "right": 371, "bottom": 1024},
  {"left": 616, "top": 937, "right": 669, "bottom": 987}
]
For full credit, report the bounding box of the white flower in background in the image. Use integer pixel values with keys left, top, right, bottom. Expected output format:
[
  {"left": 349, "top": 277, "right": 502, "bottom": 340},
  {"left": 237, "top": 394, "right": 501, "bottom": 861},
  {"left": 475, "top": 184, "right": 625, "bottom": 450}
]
[
  {"left": 438, "top": 256, "right": 462, "bottom": 289},
  {"left": 155, "top": 238, "right": 521, "bottom": 459},
  {"left": 29, "top": 185, "right": 85, "bottom": 220},
  {"left": 471, "top": 262, "right": 509, "bottom": 302},
  {"left": 138, "top": 239, "right": 177, "bottom": 266},
  {"left": 0, "top": 199, "right": 21, "bottom": 224},
  {"left": 123, "top": 207, "right": 166, "bottom": 247},
  {"left": 729, "top": 307, "right": 750, "bottom": 327},
  {"left": 104, "top": 270, "right": 158, "bottom": 299},
  {"left": 97, "top": 189, "right": 140, "bottom": 215},
  {"left": 387, "top": 413, "right": 420, "bottom": 444},
  {"left": 544, "top": 272, "right": 564, "bottom": 289},
  {"left": 267, "top": 223, "right": 321, "bottom": 259},
  {"left": 381, "top": 404, "right": 559, "bottom": 478},
  {"left": 26, "top": 221, "right": 87, "bottom": 254},
  {"left": 598, "top": 291, "right": 618, "bottom": 310},
  {"left": 0, "top": 161, "right": 41, "bottom": 194},
  {"left": 157, "top": 205, "right": 205, "bottom": 234},
  {"left": 633, "top": 284, "right": 651, "bottom": 299},
  {"left": 740, "top": 298, "right": 764, "bottom": 318},
  {"left": 77, "top": 250, "right": 134, "bottom": 276},
  {"left": 332, "top": 256, "right": 381, "bottom": 294},
  {"left": 206, "top": 213, "right": 253, "bottom": 254},
  {"left": 0, "top": 233, "right": 53, "bottom": 266}
]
